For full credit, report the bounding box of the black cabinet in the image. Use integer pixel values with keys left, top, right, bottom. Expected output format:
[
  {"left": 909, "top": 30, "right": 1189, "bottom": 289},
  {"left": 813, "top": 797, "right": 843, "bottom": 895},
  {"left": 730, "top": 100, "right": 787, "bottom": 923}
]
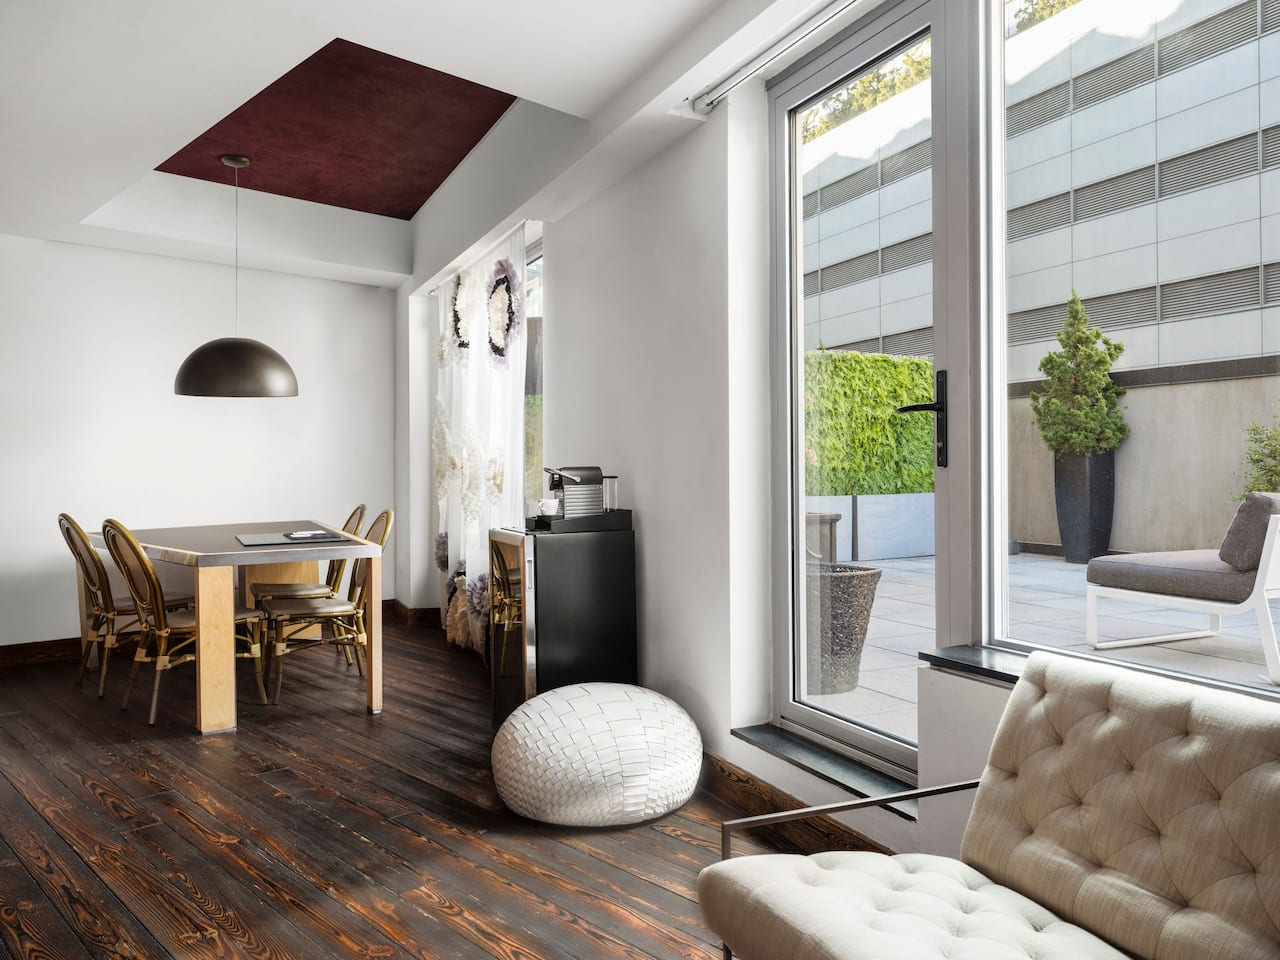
[{"left": 489, "top": 526, "right": 637, "bottom": 729}]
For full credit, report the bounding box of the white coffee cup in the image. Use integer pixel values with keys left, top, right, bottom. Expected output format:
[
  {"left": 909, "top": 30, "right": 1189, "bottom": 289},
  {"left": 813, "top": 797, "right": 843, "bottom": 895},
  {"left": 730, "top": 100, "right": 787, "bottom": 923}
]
[{"left": 538, "top": 498, "right": 561, "bottom": 517}]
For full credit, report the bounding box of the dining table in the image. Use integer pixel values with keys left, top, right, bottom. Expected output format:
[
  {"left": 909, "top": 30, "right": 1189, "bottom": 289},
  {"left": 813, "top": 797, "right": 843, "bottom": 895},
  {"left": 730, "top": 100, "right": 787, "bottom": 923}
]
[{"left": 87, "top": 519, "right": 384, "bottom": 734}]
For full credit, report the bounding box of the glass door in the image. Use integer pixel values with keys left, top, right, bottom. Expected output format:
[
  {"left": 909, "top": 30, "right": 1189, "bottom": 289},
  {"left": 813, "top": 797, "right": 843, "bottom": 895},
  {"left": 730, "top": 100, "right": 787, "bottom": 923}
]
[{"left": 771, "top": 0, "right": 979, "bottom": 776}]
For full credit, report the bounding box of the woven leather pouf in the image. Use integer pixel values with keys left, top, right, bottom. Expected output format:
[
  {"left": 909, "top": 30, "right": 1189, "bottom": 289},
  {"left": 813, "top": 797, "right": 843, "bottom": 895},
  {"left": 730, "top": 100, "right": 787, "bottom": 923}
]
[{"left": 491, "top": 683, "right": 703, "bottom": 826}]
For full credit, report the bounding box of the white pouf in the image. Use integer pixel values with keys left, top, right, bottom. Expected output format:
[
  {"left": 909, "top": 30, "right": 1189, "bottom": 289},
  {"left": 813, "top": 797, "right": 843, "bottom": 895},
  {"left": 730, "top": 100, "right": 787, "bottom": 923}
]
[{"left": 491, "top": 682, "right": 703, "bottom": 826}]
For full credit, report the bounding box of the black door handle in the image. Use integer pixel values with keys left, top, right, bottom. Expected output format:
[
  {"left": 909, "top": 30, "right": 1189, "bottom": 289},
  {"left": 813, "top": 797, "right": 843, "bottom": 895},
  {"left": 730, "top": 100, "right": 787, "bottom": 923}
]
[{"left": 894, "top": 369, "right": 947, "bottom": 468}]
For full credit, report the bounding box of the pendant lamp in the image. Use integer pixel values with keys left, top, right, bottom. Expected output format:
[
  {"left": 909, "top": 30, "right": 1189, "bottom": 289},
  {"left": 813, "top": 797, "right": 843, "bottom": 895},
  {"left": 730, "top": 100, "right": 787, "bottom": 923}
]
[{"left": 174, "top": 155, "right": 298, "bottom": 397}]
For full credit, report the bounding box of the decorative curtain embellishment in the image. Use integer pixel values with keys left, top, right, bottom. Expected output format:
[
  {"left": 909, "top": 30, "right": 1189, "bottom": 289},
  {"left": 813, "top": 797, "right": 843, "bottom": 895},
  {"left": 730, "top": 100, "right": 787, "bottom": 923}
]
[
  {"left": 442, "top": 275, "right": 469, "bottom": 365},
  {"left": 485, "top": 453, "right": 505, "bottom": 505},
  {"left": 486, "top": 258, "right": 522, "bottom": 363},
  {"left": 459, "top": 420, "right": 486, "bottom": 529},
  {"left": 432, "top": 403, "right": 454, "bottom": 505}
]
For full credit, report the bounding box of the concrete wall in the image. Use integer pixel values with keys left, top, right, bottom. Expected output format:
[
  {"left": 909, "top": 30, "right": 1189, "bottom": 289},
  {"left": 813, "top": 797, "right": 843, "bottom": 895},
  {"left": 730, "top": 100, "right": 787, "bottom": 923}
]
[
  {"left": 1009, "top": 374, "right": 1280, "bottom": 551},
  {"left": 0, "top": 234, "right": 396, "bottom": 646}
]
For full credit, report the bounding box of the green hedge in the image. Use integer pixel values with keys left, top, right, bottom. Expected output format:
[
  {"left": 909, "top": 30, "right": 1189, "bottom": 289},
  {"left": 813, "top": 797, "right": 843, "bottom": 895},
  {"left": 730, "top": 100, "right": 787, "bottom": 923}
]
[{"left": 804, "top": 350, "right": 935, "bottom": 495}]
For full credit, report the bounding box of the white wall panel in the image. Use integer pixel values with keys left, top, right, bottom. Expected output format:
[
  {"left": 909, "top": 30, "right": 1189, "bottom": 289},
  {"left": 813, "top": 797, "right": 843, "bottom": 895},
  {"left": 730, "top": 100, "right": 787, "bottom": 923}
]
[
  {"left": 1156, "top": 219, "right": 1261, "bottom": 282},
  {"left": 1156, "top": 176, "right": 1260, "bottom": 241},
  {"left": 821, "top": 306, "right": 881, "bottom": 347},
  {"left": 879, "top": 292, "right": 931, "bottom": 335},
  {"left": 1262, "top": 34, "right": 1280, "bottom": 84},
  {"left": 1007, "top": 226, "right": 1073, "bottom": 277},
  {"left": 816, "top": 149, "right": 878, "bottom": 189},
  {"left": 1159, "top": 310, "right": 1263, "bottom": 364},
  {"left": 1005, "top": 45, "right": 1070, "bottom": 106},
  {"left": 1072, "top": 123, "right": 1157, "bottom": 187},
  {"left": 1156, "top": 42, "right": 1258, "bottom": 119},
  {"left": 820, "top": 276, "right": 881, "bottom": 319},
  {"left": 1261, "top": 77, "right": 1280, "bottom": 127},
  {"left": 1006, "top": 117, "right": 1072, "bottom": 174},
  {"left": 1262, "top": 306, "right": 1280, "bottom": 354},
  {"left": 803, "top": 216, "right": 819, "bottom": 246},
  {"left": 818, "top": 222, "right": 879, "bottom": 268},
  {"left": 804, "top": 320, "right": 822, "bottom": 350},
  {"left": 1261, "top": 213, "right": 1280, "bottom": 262},
  {"left": 877, "top": 198, "right": 931, "bottom": 246},
  {"left": 880, "top": 262, "right": 932, "bottom": 304},
  {"left": 1069, "top": 17, "right": 1154, "bottom": 75},
  {"left": 1071, "top": 243, "right": 1158, "bottom": 297},
  {"left": 1006, "top": 153, "right": 1072, "bottom": 208},
  {"left": 1008, "top": 263, "right": 1074, "bottom": 312},
  {"left": 1107, "top": 323, "right": 1160, "bottom": 370},
  {"left": 818, "top": 192, "right": 878, "bottom": 239},
  {"left": 803, "top": 295, "right": 819, "bottom": 327},
  {"left": 1072, "top": 205, "right": 1157, "bottom": 259},
  {"left": 803, "top": 240, "right": 820, "bottom": 272},
  {"left": 1262, "top": 170, "right": 1280, "bottom": 218},
  {"left": 1071, "top": 85, "right": 1156, "bottom": 151},
  {"left": 879, "top": 168, "right": 932, "bottom": 215},
  {"left": 1155, "top": 86, "right": 1258, "bottom": 160},
  {"left": 1006, "top": 340, "right": 1052, "bottom": 382}
]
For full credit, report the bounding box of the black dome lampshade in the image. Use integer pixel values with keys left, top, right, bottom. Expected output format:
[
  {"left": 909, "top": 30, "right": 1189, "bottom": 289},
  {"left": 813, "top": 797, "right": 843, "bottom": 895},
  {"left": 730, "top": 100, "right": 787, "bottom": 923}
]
[
  {"left": 175, "top": 154, "right": 298, "bottom": 398},
  {"left": 174, "top": 337, "right": 298, "bottom": 397}
]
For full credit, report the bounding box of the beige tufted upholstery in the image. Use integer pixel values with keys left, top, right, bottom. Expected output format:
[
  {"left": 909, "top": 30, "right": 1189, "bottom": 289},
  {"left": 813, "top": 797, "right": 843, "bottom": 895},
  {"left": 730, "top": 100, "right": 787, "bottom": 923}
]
[
  {"left": 699, "top": 653, "right": 1280, "bottom": 960},
  {"left": 962, "top": 653, "right": 1280, "bottom": 960}
]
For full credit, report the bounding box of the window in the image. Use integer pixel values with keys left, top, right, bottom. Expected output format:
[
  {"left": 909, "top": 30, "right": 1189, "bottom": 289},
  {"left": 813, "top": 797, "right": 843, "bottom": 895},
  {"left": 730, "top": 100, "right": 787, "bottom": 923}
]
[{"left": 992, "top": 0, "right": 1280, "bottom": 695}]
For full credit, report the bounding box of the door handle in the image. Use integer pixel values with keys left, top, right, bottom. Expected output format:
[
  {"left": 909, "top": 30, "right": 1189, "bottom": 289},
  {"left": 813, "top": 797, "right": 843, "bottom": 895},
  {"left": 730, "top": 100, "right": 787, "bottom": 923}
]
[{"left": 895, "top": 369, "right": 947, "bottom": 468}]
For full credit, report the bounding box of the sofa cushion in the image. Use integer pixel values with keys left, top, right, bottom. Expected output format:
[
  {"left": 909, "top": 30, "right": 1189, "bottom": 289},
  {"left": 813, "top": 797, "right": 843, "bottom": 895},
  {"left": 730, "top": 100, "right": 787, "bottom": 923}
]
[
  {"left": 1219, "top": 492, "right": 1280, "bottom": 572},
  {"left": 961, "top": 653, "right": 1280, "bottom": 960},
  {"left": 1086, "top": 549, "right": 1254, "bottom": 603},
  {"left": 697, "top": 851, "right": 1127, "bottom": 960}
]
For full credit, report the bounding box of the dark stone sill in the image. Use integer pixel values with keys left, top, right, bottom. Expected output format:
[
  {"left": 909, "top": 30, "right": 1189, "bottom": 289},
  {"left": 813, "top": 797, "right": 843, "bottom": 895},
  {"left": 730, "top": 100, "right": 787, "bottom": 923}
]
[
  {"left": 730, "top": 646, "right": 1030, "bottom": 822},
  {"left": 730, "top": 724, "right": 918, "bottom": 821}
]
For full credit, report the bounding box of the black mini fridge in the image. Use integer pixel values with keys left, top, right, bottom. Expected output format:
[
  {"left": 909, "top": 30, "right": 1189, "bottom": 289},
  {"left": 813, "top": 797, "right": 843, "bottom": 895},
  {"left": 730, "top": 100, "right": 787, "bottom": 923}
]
[{"left": 488, "top": 520, "right": 637, "bottom": 729}]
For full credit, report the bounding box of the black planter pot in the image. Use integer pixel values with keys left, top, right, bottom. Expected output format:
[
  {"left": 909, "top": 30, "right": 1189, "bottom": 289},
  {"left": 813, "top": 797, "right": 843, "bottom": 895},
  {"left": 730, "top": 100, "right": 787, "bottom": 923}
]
[{"left": 1053, "top": 451, "right": 1115, "bottom": 563}]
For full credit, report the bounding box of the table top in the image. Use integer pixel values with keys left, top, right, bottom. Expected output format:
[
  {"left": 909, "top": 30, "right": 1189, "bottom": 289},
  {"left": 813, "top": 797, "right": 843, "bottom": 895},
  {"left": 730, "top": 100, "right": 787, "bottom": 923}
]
[{"left": 89, "top": 519, "right": 381, "bottom": 567}]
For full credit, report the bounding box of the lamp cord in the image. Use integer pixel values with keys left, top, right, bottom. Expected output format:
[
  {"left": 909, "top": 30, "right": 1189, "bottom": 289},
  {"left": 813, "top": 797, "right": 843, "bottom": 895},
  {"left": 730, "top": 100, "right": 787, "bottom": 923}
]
[{"left": 234, "top": 165, "right": 239, "bottom": 338}]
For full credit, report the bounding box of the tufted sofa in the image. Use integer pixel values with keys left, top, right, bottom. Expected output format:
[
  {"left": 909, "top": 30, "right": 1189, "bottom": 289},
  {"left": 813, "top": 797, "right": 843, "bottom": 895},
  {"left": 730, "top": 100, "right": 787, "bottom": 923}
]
[{"left": 698, "top": 652, "right": 1280, "bottom": 960}]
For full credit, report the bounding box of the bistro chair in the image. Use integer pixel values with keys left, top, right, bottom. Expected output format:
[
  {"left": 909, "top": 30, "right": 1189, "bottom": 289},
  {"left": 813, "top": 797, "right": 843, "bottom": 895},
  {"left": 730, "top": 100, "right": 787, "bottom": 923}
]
[
  {"left": 102, "top": 518, "right": 268, "bottom": 724},
  {"left": 57, "top": 512, "right": 191, "bottom": 697},
  {"left": 261, "top": 508, "right": 393, "bottom": 704},
  {"left": 250, "top": 504, "right": 367, "bottom": 605}
]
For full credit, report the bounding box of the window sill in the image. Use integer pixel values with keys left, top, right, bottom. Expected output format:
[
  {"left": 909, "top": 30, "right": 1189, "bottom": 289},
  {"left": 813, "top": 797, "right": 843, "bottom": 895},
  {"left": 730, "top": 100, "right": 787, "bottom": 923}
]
[
  {"left": 731, "top": 723, "right": 918, "bottom": 820},
  {"left": 918, "top": 644, "right": 1026, "bottom": 684}
]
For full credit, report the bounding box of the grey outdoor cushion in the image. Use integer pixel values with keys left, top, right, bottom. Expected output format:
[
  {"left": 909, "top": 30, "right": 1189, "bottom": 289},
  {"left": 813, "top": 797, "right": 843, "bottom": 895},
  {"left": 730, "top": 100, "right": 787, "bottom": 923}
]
[
  {"left": 1218, "top": 492, "right": 1280, "bottom": 572},
  {"left": 1086, "top": 549, "right": 1255, "bottom": 603}
]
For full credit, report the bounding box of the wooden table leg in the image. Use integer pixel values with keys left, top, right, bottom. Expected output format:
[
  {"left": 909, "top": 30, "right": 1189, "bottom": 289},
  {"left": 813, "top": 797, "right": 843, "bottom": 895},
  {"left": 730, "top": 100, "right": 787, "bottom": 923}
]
[
  {"left": 364, "top": 555, "right": 382, "bottom": 715},
  {"left": 194, "top": 565, "right": 237, "bottom": 734}
]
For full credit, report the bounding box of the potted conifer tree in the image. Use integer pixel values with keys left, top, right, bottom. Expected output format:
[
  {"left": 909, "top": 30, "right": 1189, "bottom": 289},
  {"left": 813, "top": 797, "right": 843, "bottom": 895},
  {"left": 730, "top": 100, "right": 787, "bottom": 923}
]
[{"left": 1030, "top": 292, "right": 1129, "bottom": 563}]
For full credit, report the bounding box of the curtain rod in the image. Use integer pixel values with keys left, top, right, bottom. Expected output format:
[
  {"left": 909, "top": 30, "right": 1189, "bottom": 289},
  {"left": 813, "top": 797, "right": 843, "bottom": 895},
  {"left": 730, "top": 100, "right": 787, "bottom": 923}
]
[{"left": 690, "top": 0, "right": 875, "bottom": 113}]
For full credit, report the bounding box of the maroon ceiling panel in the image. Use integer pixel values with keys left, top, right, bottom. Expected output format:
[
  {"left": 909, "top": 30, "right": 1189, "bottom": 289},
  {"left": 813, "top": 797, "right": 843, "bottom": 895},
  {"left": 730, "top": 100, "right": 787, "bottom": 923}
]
[{"left": 156, "top": 38, "right": 515, "bottom": 220}]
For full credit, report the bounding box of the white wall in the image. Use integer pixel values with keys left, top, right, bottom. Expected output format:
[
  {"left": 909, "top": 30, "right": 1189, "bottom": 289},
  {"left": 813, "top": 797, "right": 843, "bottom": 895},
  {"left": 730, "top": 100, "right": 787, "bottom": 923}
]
[
  {"left": 541, "top": 73, "right": 1022, "bottom": 855},
  {"left": 544, "top": 94, "right": 735, "bottom": 734},
  {"left": 0, "top": 233, "right": 395, "bottom": 646}
]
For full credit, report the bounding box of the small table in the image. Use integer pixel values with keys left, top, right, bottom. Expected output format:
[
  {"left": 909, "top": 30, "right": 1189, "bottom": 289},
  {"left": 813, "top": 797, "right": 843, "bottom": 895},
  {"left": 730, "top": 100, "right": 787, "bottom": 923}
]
[{"left": 89, "top": 520, "right": 383, "bottom": 734}]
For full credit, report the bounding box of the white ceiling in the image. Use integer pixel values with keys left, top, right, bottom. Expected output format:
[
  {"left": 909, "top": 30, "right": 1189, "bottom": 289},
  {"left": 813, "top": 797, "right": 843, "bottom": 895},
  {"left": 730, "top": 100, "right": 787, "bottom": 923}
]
[{"left": 0, "top": 0, "right": 834, "bottom": 284}]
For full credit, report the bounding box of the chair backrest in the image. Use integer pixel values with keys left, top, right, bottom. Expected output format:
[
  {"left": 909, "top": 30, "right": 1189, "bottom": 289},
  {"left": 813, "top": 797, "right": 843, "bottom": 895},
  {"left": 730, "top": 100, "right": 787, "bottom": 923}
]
[
  {"left": 961, "top": 652, "right": 1280, "bottom": 960},
  {"left": 58, "top": 512, "right": 115, "bottom": 617},
  {"left": 323, "top": 503, "right": 367, "bottom": 594},
  {"left": 347, "top": 508, "right": 393, "bottom": 611},
  {"left": 101, "top": 519, "right": 170, "bottom": 633}
]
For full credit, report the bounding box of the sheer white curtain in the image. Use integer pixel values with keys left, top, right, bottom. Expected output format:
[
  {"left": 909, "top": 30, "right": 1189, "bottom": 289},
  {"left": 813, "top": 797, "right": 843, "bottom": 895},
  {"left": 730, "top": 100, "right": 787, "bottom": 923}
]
[{"left": 433, "top": 226, "right": 527, "bottom": 654}]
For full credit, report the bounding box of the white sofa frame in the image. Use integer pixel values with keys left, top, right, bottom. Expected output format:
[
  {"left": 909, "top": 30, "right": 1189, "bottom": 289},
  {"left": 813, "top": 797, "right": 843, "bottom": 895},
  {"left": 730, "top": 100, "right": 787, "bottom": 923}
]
[{"left": 1085, "top": 514, "right": 1280, "bottom": 685}]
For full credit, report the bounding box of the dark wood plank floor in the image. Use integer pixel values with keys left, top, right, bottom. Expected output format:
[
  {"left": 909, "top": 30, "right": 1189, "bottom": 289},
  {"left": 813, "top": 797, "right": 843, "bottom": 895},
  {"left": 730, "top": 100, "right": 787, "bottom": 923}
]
[{"left": 0, "top": 621, "right": 769, "bottom": 959}]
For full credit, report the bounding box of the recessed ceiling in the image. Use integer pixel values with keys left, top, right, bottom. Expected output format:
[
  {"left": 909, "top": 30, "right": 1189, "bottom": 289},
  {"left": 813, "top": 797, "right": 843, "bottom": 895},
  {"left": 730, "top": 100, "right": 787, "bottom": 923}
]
[{"left": 155, "top": 39, "right": 515, "bottom": 220}]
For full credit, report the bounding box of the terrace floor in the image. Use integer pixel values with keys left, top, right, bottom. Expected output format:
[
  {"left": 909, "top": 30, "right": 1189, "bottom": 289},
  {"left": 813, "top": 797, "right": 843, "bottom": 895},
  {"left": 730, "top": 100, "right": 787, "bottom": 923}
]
[{"left": 807, "top": 552, "right": 1280, "bottom": 743}]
